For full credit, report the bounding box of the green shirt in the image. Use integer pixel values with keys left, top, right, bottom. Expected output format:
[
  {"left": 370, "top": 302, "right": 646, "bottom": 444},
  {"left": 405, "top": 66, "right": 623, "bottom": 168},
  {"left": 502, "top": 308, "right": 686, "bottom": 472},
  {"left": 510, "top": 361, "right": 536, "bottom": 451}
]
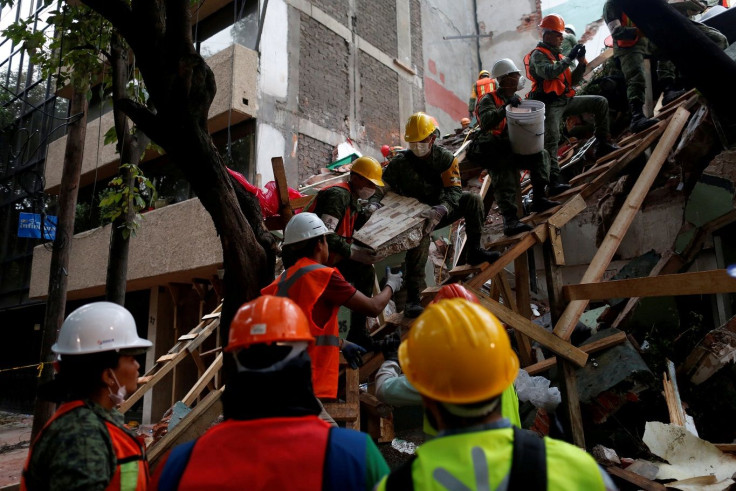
[
  {"left": 312, "top": 184, "right": 362, "bottom": 259},
  {"left": 380, "top": 147, "right": 462, "bottom": 215},
  {"left": 528, "top": 42, "right": 585, "bottom": 93},
  {"left": 25, "top": 400, "right": 130, "bottom": 491}
]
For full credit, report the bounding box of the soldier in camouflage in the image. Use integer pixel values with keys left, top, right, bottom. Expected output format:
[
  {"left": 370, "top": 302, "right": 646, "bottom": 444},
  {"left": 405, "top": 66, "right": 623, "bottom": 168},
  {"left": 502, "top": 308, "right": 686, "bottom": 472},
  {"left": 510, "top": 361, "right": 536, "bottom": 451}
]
[
  {"left": 22, "top": 302, "right": 151, "bottom": 491},
  {"left": 471, "top": 58, "right": 559, "bottom": 237},
  {"left": 309, "top": 156, "right": 385, "bottom": 349},
  {"left": 377, "top": 112, "right": 500, "bottom": 318},
  {"left": 526, "top": 14, "right": 617, "bottom": 193}
]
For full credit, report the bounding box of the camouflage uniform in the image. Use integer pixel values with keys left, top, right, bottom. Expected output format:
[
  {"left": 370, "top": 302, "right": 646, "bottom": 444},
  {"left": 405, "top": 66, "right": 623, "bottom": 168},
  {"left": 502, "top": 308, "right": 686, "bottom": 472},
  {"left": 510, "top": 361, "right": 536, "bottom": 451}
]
[
  {"left": 561, "top": 32, "right": 578, "bottom": 57},
  {"left": 311, "top": 185, "right": 374, "bottom": 343},
  {"left": 379, "top": 147, "right": 485, "bottom": 303},
  {"left": 24, "top": 400, "right": 131, "bottom": 491},
  {"left": 528, "top": 42, "right": 610, "bottom": 182},
  {"left": 471, "top": 91, "right": 550, "bottom": 218}
]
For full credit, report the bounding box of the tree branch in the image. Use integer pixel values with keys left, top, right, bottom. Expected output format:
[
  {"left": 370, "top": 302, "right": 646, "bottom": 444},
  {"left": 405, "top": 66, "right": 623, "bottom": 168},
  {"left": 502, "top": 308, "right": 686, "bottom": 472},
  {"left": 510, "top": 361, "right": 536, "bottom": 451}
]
[
  {"left": 166, "top": 0, "right": 193, "bottom": 47},
  {"left": 116, "top": 99, "right": 163, "bottom": 145}
]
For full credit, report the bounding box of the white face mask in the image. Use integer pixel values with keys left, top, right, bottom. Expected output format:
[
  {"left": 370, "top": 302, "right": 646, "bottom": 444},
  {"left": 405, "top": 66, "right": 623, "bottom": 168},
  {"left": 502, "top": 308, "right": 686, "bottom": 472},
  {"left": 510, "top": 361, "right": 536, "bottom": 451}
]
[
  {"left": 517, "top": 76, "right": 527, "bottom": 91},
  {"left": 409, "top": 141, "right": 432, "bottom": 157},
  {"left": 356, "top": 185, "right": 376, "bottom": 200},
  {"left": 108, "top": 371, "right": 127, "bottom": 406}
]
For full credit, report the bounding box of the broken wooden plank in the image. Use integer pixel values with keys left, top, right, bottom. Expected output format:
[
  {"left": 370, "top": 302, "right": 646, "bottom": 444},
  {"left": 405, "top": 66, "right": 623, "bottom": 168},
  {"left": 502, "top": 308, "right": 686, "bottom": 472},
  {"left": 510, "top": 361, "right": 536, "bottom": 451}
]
[
  {"left": 514, "top": 254, "right": 535, "bottom": 367},
  {"left": 467, "top": 286, "right": 588, "bottom": 367},
  {"left": 554, "top": 107, "right": 691, "bottom": 340},
  {"left": 546, "top": 194, "right": 587, "bottom": 229},
  {"left": 605, "top": 465, "right": 667, "bottom": 491},
  {"left": 663, "top": 359, "right": 686, "bottom": 427},
  {"left": 466, "top": 226, "right": 548, "bottom": 289},
  {"left": 448, "top": 263, "right": 485, "bottom": 277},
  {"left": 563, "top": 269, "right": 736, "bottom": 301},
  {"left": 583, "top": 47, "right": 613, "bottom": 77},
  {"left": 272, "top": 156, "right": 294, "bottom": 224},
  {"left": 680, "top": 314, "right": 736, "bottom": 385},
  {"left": 559, "top": 359, "right": 585, "bottom": 448},
  {"left": 182, "top": 352, "right": 223, "bottom": 407},
  {"left": 525, "top": 331, "right": 627, "bottom": 375},
  {"left": 548, "top": 225, "right": 565, "bottom": 266}
]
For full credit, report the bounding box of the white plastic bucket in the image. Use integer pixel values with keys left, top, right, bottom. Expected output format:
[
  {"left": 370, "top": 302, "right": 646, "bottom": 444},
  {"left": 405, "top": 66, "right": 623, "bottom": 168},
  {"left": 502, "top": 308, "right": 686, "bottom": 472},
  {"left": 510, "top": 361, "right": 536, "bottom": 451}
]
[{"left": 506, "top": 99, "right": 545, "bottom": 155}]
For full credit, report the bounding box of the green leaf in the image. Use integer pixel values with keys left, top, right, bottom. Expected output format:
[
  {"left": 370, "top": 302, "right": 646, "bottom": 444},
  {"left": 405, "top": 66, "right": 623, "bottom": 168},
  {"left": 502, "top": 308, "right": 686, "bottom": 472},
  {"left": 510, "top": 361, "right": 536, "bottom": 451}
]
[{"left": 103, "top": 126, "right": 118, "bottom": 146}]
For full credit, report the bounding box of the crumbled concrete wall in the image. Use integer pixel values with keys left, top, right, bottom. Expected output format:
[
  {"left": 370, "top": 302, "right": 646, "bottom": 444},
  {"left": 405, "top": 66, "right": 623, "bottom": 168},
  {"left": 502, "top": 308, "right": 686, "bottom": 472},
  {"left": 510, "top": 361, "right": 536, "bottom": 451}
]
[
  {"left": 359, "top": 51, "right": 401, "bottom": 146},
  {"left": 357, "top": 0, "right": 398, "bottom": 59},
  {"left": 298, "top": 13, "right": 350, "bottom": 131}
]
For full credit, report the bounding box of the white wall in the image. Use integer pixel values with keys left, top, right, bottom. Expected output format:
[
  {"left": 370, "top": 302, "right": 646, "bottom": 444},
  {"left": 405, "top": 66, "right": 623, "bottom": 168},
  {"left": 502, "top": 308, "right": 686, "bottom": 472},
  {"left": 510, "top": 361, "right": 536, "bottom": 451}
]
[{"left": 259, "top": 0, "right": 289, "bottom": 99}]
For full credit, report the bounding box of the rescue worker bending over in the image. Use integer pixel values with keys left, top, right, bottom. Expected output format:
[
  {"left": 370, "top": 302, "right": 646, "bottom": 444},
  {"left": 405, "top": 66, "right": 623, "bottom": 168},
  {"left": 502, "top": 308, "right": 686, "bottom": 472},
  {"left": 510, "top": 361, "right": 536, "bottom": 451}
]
[
  {"left": 375, "top": 284, "right": 521, "bottom": 436},
  {"left": 153, "top": 296, "right": 389, "bottom": 490},
  {"left": 468, "top": 70, "right": 496, "bottom": 120},
  {"left": 375, "top": 299, "right": 617, "bottom": 491},
  {"left": 309, "top": 156, "right": 386, "bottom": 351},
  {"left": 22, "top": 302, "right": 152, "bottom": 491},
  {"left": 526, "top": 13, "right": 618, "bottom": 193},
  {"left": 471, "top": 58, "right": 560, "bottom": 237},
  {"left": 262, "top": 213, "right": 402, "bottom": 420},
  {"left": 376, "top": 112, "right": 500, "bottom": 319}
]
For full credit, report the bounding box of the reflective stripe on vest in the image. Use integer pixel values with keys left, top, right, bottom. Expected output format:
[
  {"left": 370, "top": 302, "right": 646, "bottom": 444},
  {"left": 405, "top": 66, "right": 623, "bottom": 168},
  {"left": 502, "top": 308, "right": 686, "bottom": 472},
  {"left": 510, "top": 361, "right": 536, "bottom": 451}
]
[
  {"left": 21, "top": 401, "right": 148, "bottom": 491},
  {"left": 524, "top": 46, "right": 575, "bottom": 99},
  {"left": 176, "top": 416, "right": 331, "bottom": 490},
  {"left": 475, "top": 78, "right": 497, "bottom": 103},
  {"left": 261, "top": 257, "right": 341, "bottom": 398},
  {"left": 378, "top": 427, "right": 606, "bottom": 491},
  {"left": 615, "top": 13, "right": 641, "bottom": 48}
]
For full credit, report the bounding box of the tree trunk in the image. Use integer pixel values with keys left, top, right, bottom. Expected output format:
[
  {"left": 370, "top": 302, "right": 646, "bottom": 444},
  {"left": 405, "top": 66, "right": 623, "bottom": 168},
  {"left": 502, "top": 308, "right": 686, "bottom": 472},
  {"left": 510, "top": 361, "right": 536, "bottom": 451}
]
[
  {"left": 32, "top": 81, "right": 90, "bottom": 439},
  {"left": 105, "top": 31, "right": 149, "bottom": 305},
  {"left": 615, "top": 0, "right": 736, "bottom": 131}
]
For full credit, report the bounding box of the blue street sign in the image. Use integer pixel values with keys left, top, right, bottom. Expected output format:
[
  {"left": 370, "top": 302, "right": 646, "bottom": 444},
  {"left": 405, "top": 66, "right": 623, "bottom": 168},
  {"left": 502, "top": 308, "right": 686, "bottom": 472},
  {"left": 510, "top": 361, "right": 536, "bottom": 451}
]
[{"left": 18, "top": 212, "right": 56, "bottom": 240}]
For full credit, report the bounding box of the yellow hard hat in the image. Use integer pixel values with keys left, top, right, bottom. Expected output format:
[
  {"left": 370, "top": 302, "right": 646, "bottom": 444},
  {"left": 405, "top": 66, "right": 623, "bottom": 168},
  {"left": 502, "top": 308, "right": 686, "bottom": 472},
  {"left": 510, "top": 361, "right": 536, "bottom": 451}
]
[
  {"left": 404, "top": 112, "right": 437, "bottom": 143},
  {"left": 478, "top": 70, "right": 491, "bottom": 79},
  {"left": 398, "top": 299, "right": 519, "bottom": 404},
  {"left": 350, "top": 156, "right": 384, "bottom": 186}
]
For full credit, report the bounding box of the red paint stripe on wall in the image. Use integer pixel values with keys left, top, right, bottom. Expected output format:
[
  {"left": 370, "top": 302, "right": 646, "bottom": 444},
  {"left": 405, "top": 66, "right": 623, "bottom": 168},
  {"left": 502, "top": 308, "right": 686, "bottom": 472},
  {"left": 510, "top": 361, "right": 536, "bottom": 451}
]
[{"left": 425, "top": 77, "right": 468, "bottom": 123}]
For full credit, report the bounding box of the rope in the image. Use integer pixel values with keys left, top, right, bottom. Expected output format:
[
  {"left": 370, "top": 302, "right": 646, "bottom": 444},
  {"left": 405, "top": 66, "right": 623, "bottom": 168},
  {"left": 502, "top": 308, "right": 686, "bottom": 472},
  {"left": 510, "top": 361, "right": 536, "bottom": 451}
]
[{"left": 0, "top": 362, "right": 50, "bottom": 377}]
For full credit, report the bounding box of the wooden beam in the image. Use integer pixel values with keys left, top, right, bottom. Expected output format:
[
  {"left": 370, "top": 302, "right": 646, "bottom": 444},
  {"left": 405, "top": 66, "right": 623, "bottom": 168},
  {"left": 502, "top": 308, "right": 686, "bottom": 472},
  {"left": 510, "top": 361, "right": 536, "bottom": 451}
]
[
  {"left": 514, "top": 254, "right": 535, "bottom": 367},
  {"left": 548, "top": 225, "right": 565, "bottom": 266},
  {"left": 525, "top": 331, "right": 627, "bottom": 375},
  {"left": 467, "top": 287, "right": 588, "bottom": 367},
  {"left": 182, "top": 352, "right": 223, "bottom": 407},
  {"left": 563, "top": 269, "right": 736, "bottom": 301},
  {"left": 148, "top": 387, "right": 224, "bottom": 469},
  {"left": 272, "top": 156, "right": 294, "bottom": 224},
  {"left": 466, "top": 226, "right": 547, "bottom": 289},
  {"left": 612, "top": 251, "right": 674, "bottom": 329},
  {"left": 496, "top": 273, "right": 518, "bottom": 313},
  {"left": 546, "top": 194, "right": 587, "bottom": 229},
  {"left": 559, "top": 359, "right": 585, "bottom": 448},
  {"left": 554, "top": 107, "right": 691, "bottom": 340},
  {"left": 583, "top": 48, "right": 613, "bottom": 78},
  {"left": 605, "top": 466, "right": 667, "bottom": 491}
]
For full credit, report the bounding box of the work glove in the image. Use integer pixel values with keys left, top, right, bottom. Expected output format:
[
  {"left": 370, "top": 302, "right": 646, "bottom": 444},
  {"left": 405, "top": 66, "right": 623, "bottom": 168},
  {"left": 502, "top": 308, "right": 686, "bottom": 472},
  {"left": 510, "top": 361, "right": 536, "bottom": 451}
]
[
  {"left": 568, "top": 44, "right": 584, "bottom": 60},
  {"left": 576, "top": 45, "right": 586, "bottom": 60},
  {"left": 509, "top": 94, "right": 522, "bottom": 107},
  {"left": 350, "top": 244, "right": 379, "bottom": 264},
  {"left": 378, "top": 332, "right": 401, "bottom": 362},
  {"left": 341, "top": 340, "right": 367, "bottom": 369},
  {"left": 362, "top": 201, "right": 383, "bottom": 218},
  {"left": 420, "top": 205, "right": 448, "bottom": 236},
  {"left": 384, "top": 267, "right": 403, "bottom": 293}
]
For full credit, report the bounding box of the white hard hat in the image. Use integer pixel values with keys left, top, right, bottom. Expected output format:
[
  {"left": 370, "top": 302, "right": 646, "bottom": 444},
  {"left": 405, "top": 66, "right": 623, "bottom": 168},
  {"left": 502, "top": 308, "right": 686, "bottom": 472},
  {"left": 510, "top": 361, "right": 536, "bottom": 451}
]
[
  {"left": 282, "top": 212, "right": 330, "bottom": 246},
  {"left": 565, "top": 24, "right": 576, "bottom": 35},
  {"left": 52, "top": 302, "right": 152, "bottom": 355},
  {"left": 491, "top": 58, "right": 521, "bottom": 79}
]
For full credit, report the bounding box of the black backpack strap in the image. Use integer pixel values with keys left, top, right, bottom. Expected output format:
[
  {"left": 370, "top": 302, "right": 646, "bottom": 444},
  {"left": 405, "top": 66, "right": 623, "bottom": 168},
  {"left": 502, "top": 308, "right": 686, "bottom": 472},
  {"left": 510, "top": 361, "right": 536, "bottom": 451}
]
[
  {"left": 509, "top": 426, "right": 547, "bottom": 490},
  {"left": 385, "top": 455, "right": 417, "bottom": 491}
]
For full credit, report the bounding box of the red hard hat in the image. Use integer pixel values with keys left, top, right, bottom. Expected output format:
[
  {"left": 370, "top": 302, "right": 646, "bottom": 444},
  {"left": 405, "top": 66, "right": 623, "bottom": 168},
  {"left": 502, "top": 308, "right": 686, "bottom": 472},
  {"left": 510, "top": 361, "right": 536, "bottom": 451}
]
[
  {"left": 226, "top": 296, "right": 314, "bottom": 351},
  {"left": 539, "top": 14, "right": 565, "bottom": 34},
  {"left": 381, "top": 145, "right": 391, "bottom": 158},
  {"left": 431, "top": 284, "right": 480, "bottom": 304}
]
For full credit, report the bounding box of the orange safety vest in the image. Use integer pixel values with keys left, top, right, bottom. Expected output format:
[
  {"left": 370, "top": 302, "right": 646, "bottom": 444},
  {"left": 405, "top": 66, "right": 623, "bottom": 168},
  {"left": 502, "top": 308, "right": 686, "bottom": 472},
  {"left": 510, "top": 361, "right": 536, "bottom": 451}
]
[
  {"left": 475, "top": 77, "right": 497, "bottom": 103},
  {"left": 476, "top": 91, "right": 508, "bottom": 136},
  {"left": 524, "top": 46, "right": 576, "bottom": 99},
  {"left": 21, "top": 401, "right": 148, "bottom": 491},
  {"left": 177, "top": 416, "right": 330, "bottom": 490},
  {"left": 261, "top": 257, "right": 341, "bottom": 399},
  {"left": 614, "top": 12, "right": 641, "bottom": 48}
]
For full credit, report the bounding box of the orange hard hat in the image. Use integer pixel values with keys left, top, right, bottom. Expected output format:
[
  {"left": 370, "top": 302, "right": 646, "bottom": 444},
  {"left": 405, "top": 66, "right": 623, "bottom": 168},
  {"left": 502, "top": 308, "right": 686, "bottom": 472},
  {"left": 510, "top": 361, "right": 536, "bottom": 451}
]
[
  {"left": 431, "top": 284, "right": 479, "bottom": 304},
  {"left": 226, "top": 296, "right": 314, "bottom": 352},
  {"left": 539, "top": 14, "right": 565, "bottom": 34}
]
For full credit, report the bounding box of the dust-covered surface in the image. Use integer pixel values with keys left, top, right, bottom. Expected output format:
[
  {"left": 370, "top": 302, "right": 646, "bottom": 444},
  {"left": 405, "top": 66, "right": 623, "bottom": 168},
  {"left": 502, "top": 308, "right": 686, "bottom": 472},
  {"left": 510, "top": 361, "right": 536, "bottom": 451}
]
[{"left": 0, "top": 411, "right": 32, "bottom": 487}]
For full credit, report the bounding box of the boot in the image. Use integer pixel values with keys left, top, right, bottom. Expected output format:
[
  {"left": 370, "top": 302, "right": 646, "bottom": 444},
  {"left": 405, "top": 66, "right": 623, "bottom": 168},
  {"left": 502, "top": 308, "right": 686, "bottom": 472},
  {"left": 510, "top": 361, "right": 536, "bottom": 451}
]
[
  {"left": 629, "top": 101, "right": 659, "bottom": 133},
  {"left": 503, "top": 214, "right": 533, "bottom": 237},
  {"left": 661, "top": 80, "right": 687, "bottom": 106},
  {"left": 531, "top": 195, "right": 560, "bottom": 214},
  {"left": 547, "top": 178, "right": 571, "bottom": 196},
  {"left": 594, "top": 139, "right": 620, "bottom": 160},
  {"left": 466, "top": 232, "right": 501, "bottom": 265}
]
